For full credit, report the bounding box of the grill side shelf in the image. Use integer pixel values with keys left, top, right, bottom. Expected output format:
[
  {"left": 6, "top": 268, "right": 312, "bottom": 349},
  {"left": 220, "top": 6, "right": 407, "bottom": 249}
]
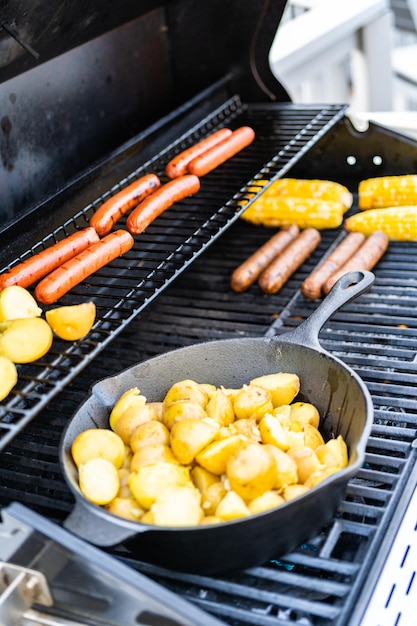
[{"left": 0, "top": 99, "right": 346, "bottom": 449}]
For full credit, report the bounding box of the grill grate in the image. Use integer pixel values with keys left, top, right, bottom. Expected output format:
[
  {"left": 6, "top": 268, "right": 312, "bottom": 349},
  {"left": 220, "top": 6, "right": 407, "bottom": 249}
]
[
  {"left": 0, "top": 99, "right": 346, "bottom": 449},
  {"left": 0, "top": 217, "right": 417, "bottom": 625}
]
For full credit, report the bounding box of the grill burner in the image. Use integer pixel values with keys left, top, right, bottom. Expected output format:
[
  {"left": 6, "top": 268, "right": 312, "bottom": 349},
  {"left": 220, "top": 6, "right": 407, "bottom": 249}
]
[{"left": 0, "top": 211, "right": 416, "bottom": 624}]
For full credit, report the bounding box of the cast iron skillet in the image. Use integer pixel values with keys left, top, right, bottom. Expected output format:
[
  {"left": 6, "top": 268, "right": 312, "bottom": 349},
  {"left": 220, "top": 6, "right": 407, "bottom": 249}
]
[{"left": 60, "top": 270, "right": 375, "bottom": 574}]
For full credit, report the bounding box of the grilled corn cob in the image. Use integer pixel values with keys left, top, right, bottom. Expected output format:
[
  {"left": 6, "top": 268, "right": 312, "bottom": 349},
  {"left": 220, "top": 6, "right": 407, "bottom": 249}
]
[
  {"left": 344, "top": 206, "right": 417, "bottom": 241},
  {"left": 264, "top": 178, "right": 353, "bottom": 209},
  {"left": 241, "top": 197, "right": 345, "bottom": 230},
  {"left": 359, "top": 175, "right": 417, "bottom": 210}
]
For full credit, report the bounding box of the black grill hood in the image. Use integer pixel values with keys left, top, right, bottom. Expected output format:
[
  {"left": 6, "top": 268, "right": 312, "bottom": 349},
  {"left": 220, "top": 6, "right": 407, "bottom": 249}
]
[{"left": 0, "top": 0, "right": 289, "bottom": 224}]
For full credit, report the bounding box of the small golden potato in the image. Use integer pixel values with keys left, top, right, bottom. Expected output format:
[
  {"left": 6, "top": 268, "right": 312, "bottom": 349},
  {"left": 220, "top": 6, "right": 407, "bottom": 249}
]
[
  {"left": 271, "top": 404, "right": 292, "bottom": 427},
  {"left": 112, "top": 405, "right": 156, "bottom": 445},
  {"left": 303, "top": 423, "right": 325, "bottom": 450},
  {"left": 316, "top": 436, "right": 348, "bottom": 469},
  {"left": 147, "top": 402, "right": 164, "bottom": 422},
  {"left": 130, "top": 443, "right": 179, "bottom": 471},
  {"left": 290, "top": 402, "right": 320, "bottom": 429},
  {"left": 0, "top": 355, "right": 18, "bottom": 401},
  {"left": 232, "top": 418, "right": 261, "bottom": 442},
  {"left": 46, "top": 301, "right": 96, "bottom": 341},
  {"left": 287, "top": 446, "right": 321, "bottom": 484},
  {"left": 199, "top": 516, "right": 221, "bottom": 525},
  {"left": 71, "top": 428, "right": 125, "bottom": 468},
  {"left": 0, "top": 317, "right": 53, "bottom": 363},
  {"left": 282, "top": 484, "right": 309, "bottom": 501},
  {"left": 226, "top": 441, "right": 276, "bottom": 501},
  {"left": 264, "top": 444, "right": 298, "bottom": 489},
  {"left": 0, "top": 285, "right": 42, "bottom": 320},
  {"left": 106, "top": 496, "right": 144, "bottom": 521},
  {"left": 190, "top": 466, "right": 219, "bottom": 493},
  {"left": 233, "top": 385, "right": 273, "bottom": 421},
  {"left": 163, "top": 379, "right": 209, "bottom": 408},
  {"left": 196, "top": 434, "right": 244, "bottom": 475},
  {"left": 79, "top": 458, "right": 120, "bottom": 505},
  {"left": 304, "top": 466, "right": 338, "bottom": 488},
  {"left": 201, "top": 481, "right": 227, "bottom": 515},
  {"left": 170, "top": 417, "right": 219, "bottom": 464},
  {"left": 162, "top": 400, "right": 207, "bottom": 430},
  {"left": 250, "top": 372, "right": 300, "bottom": 407},
  {"left": 109, "top": 388, "right": 147, "bottom": 431},
  {"left": 205, "top": 389, "right": 235, "bottom": 426},
  {"left": 215, "top": 490, "right": 250, "bottom": 520},
  {"left": 128, "top": 462, "right": 191, "bottom": 509},
  {"left": 129, "top": 420, "right": 169, "bottom": 452},
  {"left": 248, "top": 490, "right": 285, "bottom": 515},
  {"left": 259, "top": 413, "right": 290, "bottom": 450},
  {"left": 150, "top": 484, "right": 203, "bottom": 526}
]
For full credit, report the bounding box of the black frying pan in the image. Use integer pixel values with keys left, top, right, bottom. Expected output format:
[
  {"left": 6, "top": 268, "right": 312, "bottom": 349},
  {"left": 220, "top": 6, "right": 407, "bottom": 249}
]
[{"left": 60, "top": 270, "right": 375, "bottom": 574}]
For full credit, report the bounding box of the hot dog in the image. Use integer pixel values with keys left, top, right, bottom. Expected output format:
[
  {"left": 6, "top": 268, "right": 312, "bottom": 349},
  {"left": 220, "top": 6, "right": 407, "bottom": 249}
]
[
  {"left": 230, "top": 225, "right": 300, "bottom": 292},
  {"left": 322, "top": 231, "right": 389, "bottom": 295},
  {"left": 301, "top": 231, "right": 366, "bottom": 300},
  {"left": 34, "top": 229, "right": 134, "bottom": 305},
  {"left": 165, "top": 129, "right": 233, "bottom": 179},
  {"left": 90, "top": 173, "right": 161, "bottom": 236},
  {"left": 258, "top": 228, "right": 321, "bottom": 295},
  {"left": 0, "top": 227, "right": 100, "bottom": 291},
  {"left": 126, "top": 175, "right": 201, "bottom": 235},
  {"left": 187, "top": 126, "right": 255, "bottom": 177}
]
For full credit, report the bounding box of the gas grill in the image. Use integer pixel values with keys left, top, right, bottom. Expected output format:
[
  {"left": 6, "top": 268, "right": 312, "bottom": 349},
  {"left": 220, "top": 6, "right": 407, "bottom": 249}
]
[{"left": 0, "top": 0, "right": 416, "bottom": 624}]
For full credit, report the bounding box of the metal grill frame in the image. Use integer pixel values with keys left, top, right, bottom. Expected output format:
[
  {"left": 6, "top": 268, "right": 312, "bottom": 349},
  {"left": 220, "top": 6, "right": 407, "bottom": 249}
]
[{"left": 0, "top": 99, "right": 346, "bottom": 448}]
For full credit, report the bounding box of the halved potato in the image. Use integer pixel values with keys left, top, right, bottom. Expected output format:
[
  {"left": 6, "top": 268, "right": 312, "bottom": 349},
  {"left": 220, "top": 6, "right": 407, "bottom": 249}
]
[
  {"left": 0, "top": 356, "right": 18, "bottom": 401},
  {"left": 71, "top": 428, "right": 125, "bottom": 468},
  {"left": 0, "top": 285, "right": 42, "bottom": 321},
  {"left": 46, "top": 301, "right": 96, "bottom": 341},
  {"left": 78, "top": 458, "right": 120, "bottom": 505},
  {"left": 0, "top": 317, "right": 53, "bottom": 363}
]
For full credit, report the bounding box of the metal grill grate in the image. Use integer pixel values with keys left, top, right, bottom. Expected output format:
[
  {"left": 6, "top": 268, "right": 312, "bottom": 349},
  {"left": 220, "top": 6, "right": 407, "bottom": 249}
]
[
  {"left": 0, "top": 99, "right": 346, "bottom": 449},
  {"left": 0, "top": 217, "right": 417, "bottom": 625}
]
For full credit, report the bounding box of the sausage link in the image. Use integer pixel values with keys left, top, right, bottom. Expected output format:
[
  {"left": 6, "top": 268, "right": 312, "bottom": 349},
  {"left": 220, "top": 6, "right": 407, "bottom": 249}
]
[
  {"left": 187, "top": 126, "right": 255, "bottom": 177},
  {"left": 258, "top": 228, "right": 322, "bottom": 295},
  {"left": 126, "top": 175, "right": 201, "bottom": 235},
  {"left": 230, "top": 225, "right": 300, "bottom": 292},
  {"left": 0, "top": 227, "right": 100, "bottom": 291},
  {"left": 165, "top": 129, "right": 233, "bottom": 179},
  {"left": 322, "top": 231, "right": 389, "bottom": 295},
  {"left": 34, "top": 229, "right": 134, "bottom": 304},
  {"left": 301, "top": 232, "right": 366, "bottom": 300},
  {"left": 90, "top": 174, "right": 161, "bottom": 236}
]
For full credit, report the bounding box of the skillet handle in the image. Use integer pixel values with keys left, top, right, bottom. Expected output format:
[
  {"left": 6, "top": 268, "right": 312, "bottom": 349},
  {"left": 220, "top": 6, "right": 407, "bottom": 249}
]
[
  {"left": 64, "top": 502, "right": 147, "bottom": 547},
  {"left": 274, "top": 270, "right": 375, "bottom": 350}
]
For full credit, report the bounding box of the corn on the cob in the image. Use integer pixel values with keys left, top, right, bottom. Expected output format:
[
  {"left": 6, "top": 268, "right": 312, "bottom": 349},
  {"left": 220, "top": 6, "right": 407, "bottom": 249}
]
[
  {"left": 344, "top": 206, "right": 417, "bottom": 241},
  {"left": 263, "top": 178, "right": 353, "bottom": 210},
  {"left": 241, "top": 197, "right": 344, "bottom": 230},
  {"left": 358, "top": 175, "right": 417, "bottom": 210}
]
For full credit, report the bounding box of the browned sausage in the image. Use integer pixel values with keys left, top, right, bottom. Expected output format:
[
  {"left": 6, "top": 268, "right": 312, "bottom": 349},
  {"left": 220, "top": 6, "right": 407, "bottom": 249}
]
[
  {"left": 0, "top": 227, "right": 100, "bottom": 291},
  {"left": 126, "top": 175, "right": 201, "bottom": 235},
  {"left": 34, "top": 230, "right": 134, "bottom": 305},
  {"left": 258, "top": 228, "right": 322, "bottom": 295},
  {"left": 301, "top": 232, "right": 366, "bottom": 300},
  {"left": 322, "top": 231, "right": 389, "bottom": 295},
  {"left": 90, "top": 174, "right": 161, "bottom": 236},
  {"left": 187, "top": 126, "right": 255, "bottom": 177},
  {"left": 165, "top": 129, "right": 233, "bottom": 179},
  {"left": 230, "top": 225, "right": 300, "bottom": 292}
]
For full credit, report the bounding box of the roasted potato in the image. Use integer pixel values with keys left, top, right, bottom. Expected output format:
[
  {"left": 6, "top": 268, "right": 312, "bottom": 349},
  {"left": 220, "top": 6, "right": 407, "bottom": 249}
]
[
  {"left": 170, "top": 417, "right": 219, "bottom": 464},
  {"left": 0, "top": 317, "right": 53, "bottom": 363},
  {"left": 71, "top": 428, "right": 125, "bottom": 468},
  {"left": 250, "top": 372, "right": 300, "bottom": 407},
  {"left": 46, "top": 301, "right": 96, "bottom": 341},
  {"left": 78, "top": 458, "right": 120, "bottom": 505},
  {"left": 109, "top": 387, "right": 147, "bottom": 430},
  {"left": 0, "top": 285, "right": 42, "bottom": 320},
  {"left": 128, "top": 461, "right": 191, "bottom": 509},
  {"left": 0, "top": 355, "right": 18, "bottom": 401},
  {"left": 226, "top": 441, "right": 276, "bottom": 501}
]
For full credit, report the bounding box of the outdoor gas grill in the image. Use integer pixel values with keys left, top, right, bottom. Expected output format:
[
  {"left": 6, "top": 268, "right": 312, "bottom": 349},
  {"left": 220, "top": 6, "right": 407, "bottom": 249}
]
[{"left": 0, "top": 0, "right": 416, "bottom": 624}]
